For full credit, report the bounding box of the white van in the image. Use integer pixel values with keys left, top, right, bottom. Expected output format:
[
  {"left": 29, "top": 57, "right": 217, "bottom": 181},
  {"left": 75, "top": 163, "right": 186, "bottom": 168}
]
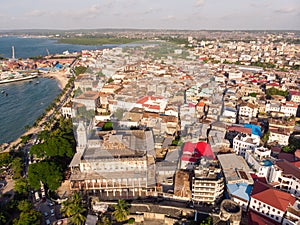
[{"left": 34, "top": 191, "right": 40, "bottom": 202}]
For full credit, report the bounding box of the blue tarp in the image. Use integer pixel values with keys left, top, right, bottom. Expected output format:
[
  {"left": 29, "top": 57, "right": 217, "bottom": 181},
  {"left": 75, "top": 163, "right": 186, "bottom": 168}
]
[
  {"left": 227, "top": 183, "right": 253, "bottom": 201},
  {"left": 244, "top": 124, "right": 262, "bottom": 137},
  {"left": 55, "top": 64, "right": 63, "bottom": 69}
]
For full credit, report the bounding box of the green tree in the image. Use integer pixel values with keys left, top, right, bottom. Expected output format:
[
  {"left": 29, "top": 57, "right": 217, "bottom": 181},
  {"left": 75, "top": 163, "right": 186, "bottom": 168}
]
[
  {"left": 0, "top": 152, "right": 12, "bottom": 166},
  {"left": 112, "top": 199, "right": 129, "bottom": 222},
  {"left": 74, "top": 66, "right": 87, "bottom": 76},
  {"left": 102, "top": 121, "right": 113, "bottom": 131},
  {"left": 17, "top": 200, "right": 32, "bottom": 212},
  {"left": 0, "top": 212, "right": 7, "bottom": 225},
  {"left": 266, "top": 87, "right": 288, "bottom": 97},
  {"left": 97, "top": 215, "right": 112, "bottom": 225},
  {"left": 20, "top": 134, "right": 32, "bottom": 144},
  {"left": 28, "top": 161, "right": 63, "bottom": 191},
  {"left": 15, "top": 210, "right": 42, "bottom": 225},
  {"left": 61, "top": 192, "right": 86, "bottom": 225},
  {"left": 200, "top": 216, "right": 212, "bottom": 225},
  {"left": 11, "top": 157, "right": 23, "bottom": 180},
  {"left": 249, "top": 92, "right": 257, "bottom": 97},
  {"left": 261, "top": 131, "right": 270, "bottom": 143},
  {"left": 107, "top": 77, "right": 114, "bottom": 83},
  {"left": 14, "top": 178, "right": 29, "bottom": 195}
]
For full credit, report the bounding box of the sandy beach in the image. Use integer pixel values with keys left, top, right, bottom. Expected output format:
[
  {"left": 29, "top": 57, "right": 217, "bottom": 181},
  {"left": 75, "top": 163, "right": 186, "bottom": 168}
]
[{"left": 42, "top": 71, "right": 69, "bottom": 90}]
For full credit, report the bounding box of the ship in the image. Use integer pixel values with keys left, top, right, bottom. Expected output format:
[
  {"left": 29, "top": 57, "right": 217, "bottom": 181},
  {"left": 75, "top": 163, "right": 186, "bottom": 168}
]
[{"left": 0, "top": 71, "right": 38, "bottom": 84}]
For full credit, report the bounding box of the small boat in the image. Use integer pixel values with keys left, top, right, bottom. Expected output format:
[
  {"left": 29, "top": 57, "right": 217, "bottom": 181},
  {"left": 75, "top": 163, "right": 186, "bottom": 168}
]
[
  {"left": 35, "top": 81, "right": 40, "bottom": 84},
  {"left": 1, "top": 90, "right": 5, "bottom": 94}
]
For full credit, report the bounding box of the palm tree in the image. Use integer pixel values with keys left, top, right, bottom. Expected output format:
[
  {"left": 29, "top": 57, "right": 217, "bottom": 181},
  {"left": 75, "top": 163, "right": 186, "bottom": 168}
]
[
  {"left": 112, "top": 199, "right": 129, "bottom": 222},
  {"left": 69, "top": 207, "right": 86, "bottom": 225},
  {"left": 97, "top": 215, "right": 112, "bottom": 225},
  {"left": 61, "top": 192, "right": 86, "bottom": 225}
]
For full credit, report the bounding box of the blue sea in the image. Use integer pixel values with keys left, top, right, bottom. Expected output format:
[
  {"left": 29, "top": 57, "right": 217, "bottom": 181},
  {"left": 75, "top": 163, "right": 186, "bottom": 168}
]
[
  {"left": 0, "top": 36, "right": 110, "bottom": 144},
  {"left": 0, "top": 36, "right": 109, "bottom": 59}
]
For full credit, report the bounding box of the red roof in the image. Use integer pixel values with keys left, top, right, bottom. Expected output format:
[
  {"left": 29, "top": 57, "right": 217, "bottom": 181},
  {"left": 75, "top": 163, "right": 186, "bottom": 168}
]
[
  {"left": 227, "top": 126, "right": 252, "bottom": 135},
  {"left": 248, "top": 210, "right": 281, "bottom": 225},
  {"left": 181, "top": 142, "right": 215, "bottom": 162},
  {"left": 267, "top": 82, "right": 280, "bottom": 87},
  {"left": 251, "top": 181, "right": 296, "bottom": 212},
  {"left": 291, "top": 161, "right": 300, "bottom": 169},
  {"left": 250, "top": 174, "right": 267, "bottom": 184},
  {"left": 289, "top": 90, "right": 300, "bottom": 96},
  {"left": 275, "top": 159, "right": 300, "bottom": 180},
  {"left": 136, "top": 96, "right": 163, "bottom": 104}
]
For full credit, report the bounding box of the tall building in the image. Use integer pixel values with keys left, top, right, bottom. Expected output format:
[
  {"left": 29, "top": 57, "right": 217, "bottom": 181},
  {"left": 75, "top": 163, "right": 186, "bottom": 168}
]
[{"left": 192, "top": 159, "right": 224, "bottom": 205}]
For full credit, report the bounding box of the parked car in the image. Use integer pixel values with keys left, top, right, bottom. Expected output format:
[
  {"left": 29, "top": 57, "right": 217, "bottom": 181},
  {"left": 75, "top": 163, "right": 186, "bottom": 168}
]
[{"left": 50, "top": 209, "right": 55, "bottom": 216}]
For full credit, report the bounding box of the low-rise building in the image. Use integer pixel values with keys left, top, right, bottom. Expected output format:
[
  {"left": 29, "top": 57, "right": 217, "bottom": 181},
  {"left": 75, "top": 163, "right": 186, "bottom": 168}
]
[
  {"left": 280, "top": 101, "right": 298, "bottom": 117},
  {"left": 268, "top": 127, "right": 290, "bottom": 146},
  {"left": 268, "top": 159, "right": 300, "bottom": 197},
  {"left": 249, "top": 181, "right": 296, "bottom": 224},
  {"left": 245, "top": 147, "right": 273, "bottom": 178},
  {"left": 233, "top": 134, "right": 260, "bottom": 156}
]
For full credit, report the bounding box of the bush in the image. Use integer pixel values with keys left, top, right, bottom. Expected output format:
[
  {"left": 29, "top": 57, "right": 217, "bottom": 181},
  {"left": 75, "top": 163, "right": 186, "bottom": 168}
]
[{"left": 128, "top": 218, "right": 135, "bottom": 224}]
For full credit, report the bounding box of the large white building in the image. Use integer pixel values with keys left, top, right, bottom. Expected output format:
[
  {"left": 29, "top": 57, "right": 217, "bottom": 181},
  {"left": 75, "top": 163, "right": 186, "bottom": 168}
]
[{"left": 69, "top": 124, "right": 156, "bottom": 199}]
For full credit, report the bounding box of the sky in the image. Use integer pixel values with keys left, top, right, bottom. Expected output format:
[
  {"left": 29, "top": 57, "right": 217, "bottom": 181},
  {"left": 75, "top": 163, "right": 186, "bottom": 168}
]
[{"left": 0, "top": 0, "right": 299, "bottom": 30}]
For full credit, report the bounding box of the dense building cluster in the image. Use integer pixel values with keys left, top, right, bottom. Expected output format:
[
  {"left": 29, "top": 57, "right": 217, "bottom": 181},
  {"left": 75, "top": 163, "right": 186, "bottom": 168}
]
[{"left": 57, "top": 35, "right": 300, "bottom": 224}]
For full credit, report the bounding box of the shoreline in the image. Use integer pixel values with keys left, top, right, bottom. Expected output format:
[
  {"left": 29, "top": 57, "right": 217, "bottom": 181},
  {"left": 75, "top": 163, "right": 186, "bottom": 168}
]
[
  {"left": 0, "top": 71, "right": 69, "bottom": 152},
  {"left": 41, "top": 71, "right": 68, "bottom": 90}
]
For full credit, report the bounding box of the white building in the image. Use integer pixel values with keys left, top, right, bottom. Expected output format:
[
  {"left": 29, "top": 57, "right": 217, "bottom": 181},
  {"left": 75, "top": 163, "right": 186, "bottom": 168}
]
[
  {"left": 245, "top": 147, "right": 273, "bottom": 178},
  {"left": 249, "top": 181, "right": 296, "bottom": 224},
  {"left": 268, "top": 160, "right": 300, "bottom": 197},
  {"left": 282, "top": 200, "right": 300, "bottom": 225},
  {"left": 280, "top": 101, "right": 298, "bottom": 117},
  {"left": 265, "top": 100, "right": 281, "bottom": 113},
  {"left": 268, "top": 127, "right": 290, "bottom": 146},
  {"left": 192, "top": 160, "right": 224, "bottom": 205},
  {"left": 233, "top": 134, "right": 260, "bottom": 156},
  {"left": 239, "top": 102, "right": 258, "bottom": 118},
  {"left": 69, "top": 129, "right": 156, "bottom": 199}
]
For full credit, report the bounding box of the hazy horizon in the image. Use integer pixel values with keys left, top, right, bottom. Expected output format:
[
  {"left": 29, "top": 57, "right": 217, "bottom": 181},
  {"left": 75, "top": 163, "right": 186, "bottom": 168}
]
[{"left": 1, "top": 0, "right": 299, "bottom": 31}]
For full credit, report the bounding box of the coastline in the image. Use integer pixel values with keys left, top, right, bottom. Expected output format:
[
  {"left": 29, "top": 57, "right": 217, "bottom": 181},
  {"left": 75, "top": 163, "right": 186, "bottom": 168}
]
[
  {"left": 0, "top": 72, "right": 69, "bottom": 152},
  {"left": 41, "top": 71, "right": 68, "bottom": 90}
]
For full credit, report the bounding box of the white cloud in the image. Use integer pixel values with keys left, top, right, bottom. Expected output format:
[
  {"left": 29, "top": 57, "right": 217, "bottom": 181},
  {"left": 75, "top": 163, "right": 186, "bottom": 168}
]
[
  {"left": 25, "top": 10, "right": 45, "bottom": 17},
  {"left": 195, "top": 0, "right": 205, "bottom": 7},
  {"left": 275, "top": 7, "right": 297, "bottom": 14}
]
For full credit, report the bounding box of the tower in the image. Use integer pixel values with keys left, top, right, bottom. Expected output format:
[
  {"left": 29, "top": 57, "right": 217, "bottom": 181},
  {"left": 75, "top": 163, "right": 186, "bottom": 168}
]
[
  {"left": 12, "top": 46, "right": 15, "bottom": 60},
  {"left": 76, "top": 121, "right": 87, "bottom": 153}
]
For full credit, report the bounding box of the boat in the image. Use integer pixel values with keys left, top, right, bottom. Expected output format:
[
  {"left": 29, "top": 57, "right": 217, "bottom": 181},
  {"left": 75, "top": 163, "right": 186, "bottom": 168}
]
[
  {"left": 1, "top": 90, "right": 5, "bottom": 94},
  {"left": 35, "top": 81, "right": 40, "bottom": 84},
  {"left": 0, "top": 75, "right": 37, "bottom": 84}
]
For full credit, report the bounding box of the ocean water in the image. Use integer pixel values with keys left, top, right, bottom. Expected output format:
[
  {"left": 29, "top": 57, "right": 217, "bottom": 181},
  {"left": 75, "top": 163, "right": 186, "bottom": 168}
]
[
  {"left": 0, "top": 36, "right": 111, "bottom": 59},
  {"left": 0, "top": 78, "right": 61, "bottom": 144},
  {"left": 0, "top": 36, "right": 112, "bottom": 144}
]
